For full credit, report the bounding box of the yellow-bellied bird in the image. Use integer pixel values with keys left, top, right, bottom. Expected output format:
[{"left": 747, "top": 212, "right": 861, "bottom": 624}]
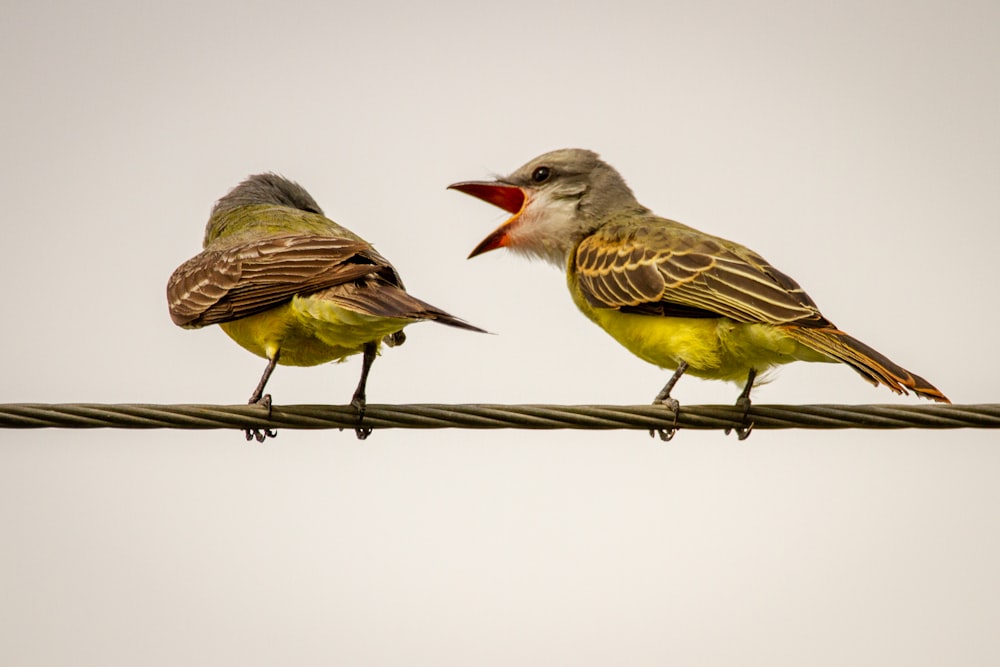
[
  {"left": 168, "top": 173, "right": 484, "bottom": 441},
  {"left": 450, "top": 149, "right": 947, "bottom": 439}
]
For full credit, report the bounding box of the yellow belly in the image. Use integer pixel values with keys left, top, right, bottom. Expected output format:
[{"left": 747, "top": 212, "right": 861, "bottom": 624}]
[
  {"left": 219, "top": 294, "right": 412, "bottom": 367},
  {"left": 568, "top": 274, "right": 831, "bottom": 382}
]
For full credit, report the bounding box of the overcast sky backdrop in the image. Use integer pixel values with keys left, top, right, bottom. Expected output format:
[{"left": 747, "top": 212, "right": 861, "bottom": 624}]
[{"left": 2, "top": 1, "right": 999, "bottom": 665}]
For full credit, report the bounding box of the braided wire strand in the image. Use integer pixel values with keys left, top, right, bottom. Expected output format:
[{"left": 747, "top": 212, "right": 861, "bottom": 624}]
[{"left": 1, "top": 403, "right": 999, "bottom": 432}]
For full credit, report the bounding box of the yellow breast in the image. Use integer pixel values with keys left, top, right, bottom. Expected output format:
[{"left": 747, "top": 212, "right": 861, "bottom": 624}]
[
  {"left": 566, "top": 270, "right": 831, "bottom": 382},
  {"left": 219, "top": 295, "right": 412, "bottom": 367}
]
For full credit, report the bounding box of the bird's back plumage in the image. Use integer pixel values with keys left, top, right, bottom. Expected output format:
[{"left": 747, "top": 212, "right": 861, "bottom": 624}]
[{"left": 167, "top": 173, "right": 483, "bottom": 366}]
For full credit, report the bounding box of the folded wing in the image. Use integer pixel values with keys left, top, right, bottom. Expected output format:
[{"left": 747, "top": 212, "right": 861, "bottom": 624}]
[
  {"left": 168, "top": 235, "right": 406, "bottom": 328},
  {"left": 575, "top": 219, "right": 827, "bottom": 326}
]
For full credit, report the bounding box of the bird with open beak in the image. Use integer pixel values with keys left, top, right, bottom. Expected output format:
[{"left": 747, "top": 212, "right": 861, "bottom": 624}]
[{"left": 450, "top": 148, "right": 948, "bottom": 440}]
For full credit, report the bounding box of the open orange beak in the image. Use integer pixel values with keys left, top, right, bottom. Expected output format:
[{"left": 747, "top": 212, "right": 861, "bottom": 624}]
[{"left": 448, "top": 181, "right": 527, "bottom": 258}]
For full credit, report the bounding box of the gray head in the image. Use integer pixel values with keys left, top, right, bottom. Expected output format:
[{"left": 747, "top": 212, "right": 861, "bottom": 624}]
[
  {"left": 450, "top": 148, "right": 646, "bottom": 266},
  {"left": 212, "top": 173, "right": 324, "bottom": 216},
  {"left": 503, "top": 149, "right": 642, "bottom": 222},
  {"left": 203, "top": 173, "right": 332, "bottom": 246}
]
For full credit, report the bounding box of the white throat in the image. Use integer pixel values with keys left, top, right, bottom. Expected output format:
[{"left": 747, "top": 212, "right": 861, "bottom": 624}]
[{"left": 504, "top": 189, "right": 582, "bottom": 268}]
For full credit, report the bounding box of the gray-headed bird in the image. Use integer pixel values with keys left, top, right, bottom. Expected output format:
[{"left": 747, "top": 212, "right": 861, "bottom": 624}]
[
  {"left": 450, "top": 149, "right": 948, "bottom": 439},
  {"left": 168, "top": 173, "right": 484, "bottom": 441}
]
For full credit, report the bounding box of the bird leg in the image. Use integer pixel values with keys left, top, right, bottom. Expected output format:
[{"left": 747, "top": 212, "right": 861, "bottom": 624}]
[
  {"left": 245, "top": 352, "right": 279, "bottom": 442},
  {"left": 351, "top": 342, "right": 378, "bottom": 440},
  {"left": 725, "top": 368, "right": 757, "bottom": 441},
  {"left": 650, "top": 361, "right": 688, "bottom": 441}
]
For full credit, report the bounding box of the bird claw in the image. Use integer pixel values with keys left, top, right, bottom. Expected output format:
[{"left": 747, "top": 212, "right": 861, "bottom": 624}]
[
  {"left": 244, "top": 427, "right": 278, "bottom": 443},
  {"left": 351, "top": 395, "right": 372, "bottom": 440},
  {"left": 724, "top": 395, "right": 753, "bottom": 441},
  {"left": 649, "top": 396, "right": 681, "bottom": 441},
  {"left": 244, "top": 393, "right": 276, "bottom": 443},
  {"left": 724, "top": 423, "right": 754, "bottom": 440},
  {"left": 652, "top": 427, "right": 677, "bottom": 442}
]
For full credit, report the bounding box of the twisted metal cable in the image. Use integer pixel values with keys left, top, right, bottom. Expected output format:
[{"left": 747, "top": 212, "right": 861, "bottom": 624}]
[{"left": 1, "top": 402, "right": 999, "bottom": 432}]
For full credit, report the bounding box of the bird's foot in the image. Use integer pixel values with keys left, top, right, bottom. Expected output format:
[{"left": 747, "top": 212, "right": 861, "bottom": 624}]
[
  {"left": 650, "top": 396, "right": 681, "bottom": 442},
  {"left": 351, "top": 395, "right": 372, "bottom": 441},
  {"left": 724, "top": 395, "right": 753, "bottom": 441},
  {"left": 245, "top": 393, "right": 277, "bottom": 443}
]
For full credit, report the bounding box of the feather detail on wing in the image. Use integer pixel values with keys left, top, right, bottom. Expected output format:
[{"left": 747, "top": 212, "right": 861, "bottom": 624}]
[
  {"left": 167, "top": 235, "right": 399, "bottom": 328},
  {"left": 168, "top": 233, "right": 486, "bottom": 333},
  {"left": 574, "top": 219, "right": 827, "bottom": 326}
]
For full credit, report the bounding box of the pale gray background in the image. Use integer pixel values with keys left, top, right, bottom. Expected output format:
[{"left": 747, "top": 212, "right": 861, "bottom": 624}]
[{"left": 2, "top": 0, "right": 998, "bottom": 665}]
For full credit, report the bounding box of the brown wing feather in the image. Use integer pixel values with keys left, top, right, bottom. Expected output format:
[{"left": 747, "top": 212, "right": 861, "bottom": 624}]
[
  {"left": 575, "top": 218, "right": 827, "bottom": 326},
  {"left": 166, "top": 235, "right": 395, "bottom": 328}
]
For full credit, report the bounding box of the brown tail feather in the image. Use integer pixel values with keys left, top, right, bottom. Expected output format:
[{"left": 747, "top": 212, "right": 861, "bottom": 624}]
[
  {"left": 322, "top": 282, "right": 487, "bottom": 333},
  {"left": 425, "top": 309, "right": 489, "bottom": 333},
  {"left": 782, "top": 326, "right": 950, "bottom": 403}
]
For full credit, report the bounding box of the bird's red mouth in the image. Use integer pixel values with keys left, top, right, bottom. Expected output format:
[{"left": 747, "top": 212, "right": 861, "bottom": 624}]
[{"left": 448, "top": 181, "right": 527, "bottom": 258}]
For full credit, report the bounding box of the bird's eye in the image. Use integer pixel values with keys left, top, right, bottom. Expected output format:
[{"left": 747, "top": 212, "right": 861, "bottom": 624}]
[{"left": 531, "top": 166, "right": 551, "bottom": 183}]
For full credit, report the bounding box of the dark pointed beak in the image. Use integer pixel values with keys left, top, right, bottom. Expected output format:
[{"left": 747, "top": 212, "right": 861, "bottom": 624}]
[{"left": 448, "top": 181, "right": 528, "bottom": 258}]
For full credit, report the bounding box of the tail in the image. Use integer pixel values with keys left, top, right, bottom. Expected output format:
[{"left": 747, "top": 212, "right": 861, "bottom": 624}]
[
  {"left": 782, "top": 326, "right": 950, "bottom": 403},
  {"left": 392, "top": 290, "right": 488, "bottom": 334},
  {"left": 423, "top": 309, "right": 489, "bottom": 333},
  {"left": 322, "top": 281, "right": 488, "bottom": 334}
]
